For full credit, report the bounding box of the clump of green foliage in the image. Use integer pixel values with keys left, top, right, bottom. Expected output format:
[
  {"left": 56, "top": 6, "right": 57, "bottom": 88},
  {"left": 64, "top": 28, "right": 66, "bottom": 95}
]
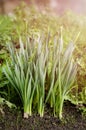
[{"left": 3, "top": 30, "right": 76, "bottom": 119}]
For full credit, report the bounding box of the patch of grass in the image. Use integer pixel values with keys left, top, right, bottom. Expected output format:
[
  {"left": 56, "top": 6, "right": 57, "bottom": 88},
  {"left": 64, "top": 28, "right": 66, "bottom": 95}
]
[{"left": 0, "top": 2, "right": 86, "bottom": 120}]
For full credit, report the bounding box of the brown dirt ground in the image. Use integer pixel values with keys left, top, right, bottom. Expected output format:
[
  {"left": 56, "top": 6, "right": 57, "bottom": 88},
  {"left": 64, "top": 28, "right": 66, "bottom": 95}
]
[{"left": 0, "top": 101, "right": 86, "bottom": 130}]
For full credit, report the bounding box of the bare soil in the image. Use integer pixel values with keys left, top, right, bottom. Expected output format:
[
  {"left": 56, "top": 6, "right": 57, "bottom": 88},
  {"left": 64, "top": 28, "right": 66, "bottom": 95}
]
[{"left": 0, "top": 101, "right": 86, "bottom": 130}]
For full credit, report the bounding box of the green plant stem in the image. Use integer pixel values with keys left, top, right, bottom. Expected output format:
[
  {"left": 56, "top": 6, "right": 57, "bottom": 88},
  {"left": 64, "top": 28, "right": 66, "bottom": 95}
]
[{"left": 58, "top": 45, "right": 62, "bottom": 119}]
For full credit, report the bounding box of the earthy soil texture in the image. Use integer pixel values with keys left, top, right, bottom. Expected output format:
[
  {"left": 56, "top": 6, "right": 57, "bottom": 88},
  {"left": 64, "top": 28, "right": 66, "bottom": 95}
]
[{"left": 0, "top": 102, "right": 86, "bottom": 130}]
